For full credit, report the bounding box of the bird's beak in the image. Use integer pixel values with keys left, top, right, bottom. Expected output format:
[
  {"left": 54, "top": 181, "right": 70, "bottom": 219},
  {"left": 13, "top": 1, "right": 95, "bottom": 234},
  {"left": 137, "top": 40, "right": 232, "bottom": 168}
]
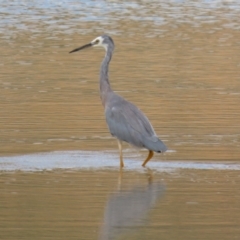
[{"left": 69, "top": 42, "right": 93, "bottom": 53}]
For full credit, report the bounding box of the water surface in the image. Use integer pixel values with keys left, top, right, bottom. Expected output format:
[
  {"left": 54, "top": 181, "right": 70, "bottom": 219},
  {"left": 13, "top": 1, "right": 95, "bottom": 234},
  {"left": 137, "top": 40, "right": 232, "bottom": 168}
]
[
  {"left": 1, "top": 162, "right": 239, "bottom": 240},
  {"left": 0, "top": 1, "right": 240, "bottom": 239},
  {"left": 1, "top": 0, "right": 240, "bottom": 160}
]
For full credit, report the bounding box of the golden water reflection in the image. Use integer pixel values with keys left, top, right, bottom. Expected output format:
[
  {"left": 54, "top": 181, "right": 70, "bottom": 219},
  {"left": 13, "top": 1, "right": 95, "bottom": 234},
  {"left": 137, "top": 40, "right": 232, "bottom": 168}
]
[
  {"left": 1, "top": 1, "right": 240, "bottom": 239},
  {"left": 0, "top": 1, "right": 240, "bottom": 161},
  {"left": 0, "top": 169, "right": 239, "bottom": 240}
]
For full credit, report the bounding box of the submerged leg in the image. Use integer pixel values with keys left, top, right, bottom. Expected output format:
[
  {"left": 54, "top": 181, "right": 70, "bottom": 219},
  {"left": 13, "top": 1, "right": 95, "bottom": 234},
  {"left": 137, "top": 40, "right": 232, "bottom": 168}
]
[
  {"left": 117, "top": 140, "right": 124, "bottom": 168},
  {"left": 146, "top": 167, "right": 153, "bottom": 183},
  {"left": 118, "top": 167, "right": 123, "bottom": 190},
  {"left": 142, "top": 150, "right": 154, "bottom": 167}
]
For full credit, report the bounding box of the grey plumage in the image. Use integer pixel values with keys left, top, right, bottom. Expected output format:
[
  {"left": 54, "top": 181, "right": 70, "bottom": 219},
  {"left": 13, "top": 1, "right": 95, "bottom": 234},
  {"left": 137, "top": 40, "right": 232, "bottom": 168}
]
[
  {"left": 70, "top": 34, "right": 167, "bottom": 167},
  {"left": 105, "top": 94, "right": 167, "bottom": 152}
]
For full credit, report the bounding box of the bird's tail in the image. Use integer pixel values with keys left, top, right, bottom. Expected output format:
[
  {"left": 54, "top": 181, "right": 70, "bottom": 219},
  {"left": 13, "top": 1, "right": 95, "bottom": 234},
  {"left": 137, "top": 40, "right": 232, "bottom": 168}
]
[{"left": 143, "top": 137, "right": 167, "bottom": 153}]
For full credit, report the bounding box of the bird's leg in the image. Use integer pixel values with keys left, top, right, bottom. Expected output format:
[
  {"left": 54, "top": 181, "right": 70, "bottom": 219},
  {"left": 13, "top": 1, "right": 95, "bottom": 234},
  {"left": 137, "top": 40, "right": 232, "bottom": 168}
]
[
  {"left": 142, "top": 150, "right": 154, "bottom": 167},
  {"left": 117, "top": 140, "right": 124, "bottom": 168}
]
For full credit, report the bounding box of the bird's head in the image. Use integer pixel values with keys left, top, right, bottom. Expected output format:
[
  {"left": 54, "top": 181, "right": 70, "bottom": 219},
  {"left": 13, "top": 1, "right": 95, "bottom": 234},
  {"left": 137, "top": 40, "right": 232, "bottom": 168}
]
[{"left": 69, "top": 35, "right": 114, "bottom": 53}]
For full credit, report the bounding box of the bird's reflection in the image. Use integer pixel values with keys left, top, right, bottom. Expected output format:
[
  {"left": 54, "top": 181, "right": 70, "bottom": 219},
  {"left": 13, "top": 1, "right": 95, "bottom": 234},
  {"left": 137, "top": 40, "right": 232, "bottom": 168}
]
[{"left": 98, "top": 172, "right": 165, "bottom": 240}]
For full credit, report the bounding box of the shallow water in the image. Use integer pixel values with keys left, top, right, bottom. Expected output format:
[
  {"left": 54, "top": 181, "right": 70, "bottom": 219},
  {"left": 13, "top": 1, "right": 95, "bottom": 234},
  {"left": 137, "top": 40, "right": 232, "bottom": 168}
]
[
  {"left": 1, "top": 151, "right": 240, "bottom": 172},
  {"left": 1, "top": 0, "right": 240, "bottom": 160},
  {"left": 0, "top": 0, "right": 240, "bottom": 239},
  {"left": 1, "top": 157, "right": 240, "bottom": 240}
]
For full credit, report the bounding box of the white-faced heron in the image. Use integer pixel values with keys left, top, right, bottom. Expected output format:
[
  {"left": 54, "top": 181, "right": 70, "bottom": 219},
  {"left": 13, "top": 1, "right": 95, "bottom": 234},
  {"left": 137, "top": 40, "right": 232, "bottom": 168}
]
[{"left": 69, "top": 35, "right": 167, "bottom": 168}]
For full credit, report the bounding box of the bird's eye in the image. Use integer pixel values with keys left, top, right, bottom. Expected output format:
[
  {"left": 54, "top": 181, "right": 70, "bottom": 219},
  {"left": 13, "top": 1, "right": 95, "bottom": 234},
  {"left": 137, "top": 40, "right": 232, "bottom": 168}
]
[{"left": 95, "top": 39, "right": 99, "bottom": 44}]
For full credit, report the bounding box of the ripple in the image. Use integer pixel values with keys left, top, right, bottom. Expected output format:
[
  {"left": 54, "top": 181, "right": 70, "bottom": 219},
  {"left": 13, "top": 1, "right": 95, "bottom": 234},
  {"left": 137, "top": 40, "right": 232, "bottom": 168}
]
[
  {"left": 1, "top": 0, "right": 240, "bottom": 36},
  {"left": 0, "top": 151, "right": 240, "bottom": 172}
]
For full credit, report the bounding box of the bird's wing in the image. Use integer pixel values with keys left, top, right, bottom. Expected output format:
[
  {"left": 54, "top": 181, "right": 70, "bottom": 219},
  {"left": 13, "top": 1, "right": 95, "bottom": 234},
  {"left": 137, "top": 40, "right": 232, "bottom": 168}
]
[{"left": 105, "top": 101, "right": 159, "bottom": 147}]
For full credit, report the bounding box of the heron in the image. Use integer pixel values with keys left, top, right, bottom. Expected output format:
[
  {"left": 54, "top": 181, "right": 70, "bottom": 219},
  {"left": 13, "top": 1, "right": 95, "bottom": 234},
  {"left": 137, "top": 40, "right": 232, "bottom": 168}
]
[{"left": 69, "top": 35, "right": 167, "bottom": 168}]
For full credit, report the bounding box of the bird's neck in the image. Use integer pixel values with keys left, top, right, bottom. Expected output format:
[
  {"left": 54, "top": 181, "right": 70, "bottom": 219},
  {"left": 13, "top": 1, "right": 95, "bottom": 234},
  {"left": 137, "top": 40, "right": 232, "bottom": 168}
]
[{"left": 99, "top": 46, "right": 113, "bottom": 106}]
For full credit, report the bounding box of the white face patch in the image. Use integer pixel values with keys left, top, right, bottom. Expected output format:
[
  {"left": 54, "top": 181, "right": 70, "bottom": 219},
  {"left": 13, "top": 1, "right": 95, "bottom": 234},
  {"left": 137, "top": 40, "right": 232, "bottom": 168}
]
[{"left": 91, "top": 36, "right": 108, "bottom": 51}]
